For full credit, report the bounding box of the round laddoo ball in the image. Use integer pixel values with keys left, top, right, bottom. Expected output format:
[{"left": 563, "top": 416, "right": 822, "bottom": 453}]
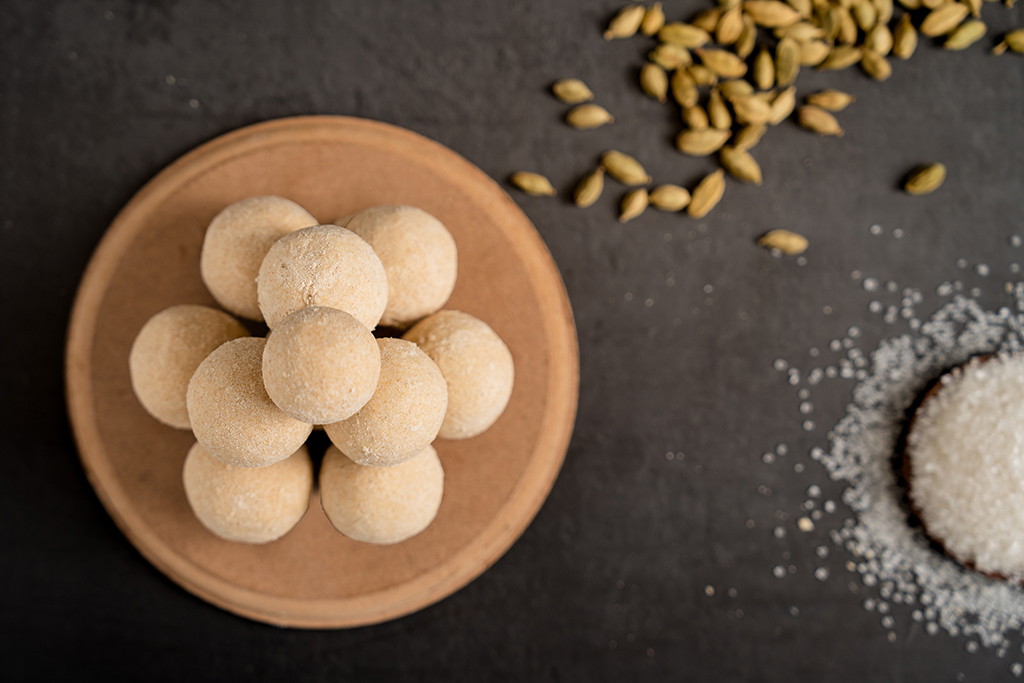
[
  {"left": 344, "top": 205, "right": 458, "bottom": 329},
  {"left": 256, "top": 224, "right": 388, "bottom": 330},
  {"left": 186, "top": 337, "right": 313, "bottom": 467},
  {"left": 200, "top": 196, "right": 317, "bottom": 321},
  {"left": 262, "top": 306, "right": 381, "bottom": 425},
  {"left": 324, "top": 338, "right": 447, "bottom": 467},
  {"left": 319, "top": 444, "right": 444, "bottom": 545},
  {"left": 129, "top": 304, "right": 248, "bottom": 429},
  {"left": 403, "top": 311, "right": 514, "bottom": 440},
  {"left": 183, "top": 442, "right": 313, "bottom": 544}
]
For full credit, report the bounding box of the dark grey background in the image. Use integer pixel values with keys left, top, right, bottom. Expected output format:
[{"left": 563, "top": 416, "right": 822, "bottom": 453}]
[{"left": 2, "top": 0, "right": 1023, "bottom": 680}]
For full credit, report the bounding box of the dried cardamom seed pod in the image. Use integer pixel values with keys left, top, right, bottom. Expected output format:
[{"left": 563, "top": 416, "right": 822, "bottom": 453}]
[
  {"left": 552, "top": 78, "right": 594, "bottom": 104},
  {"left": 787, "top": 0, "right": 814, "bottom": 16},
  {"left": 892, "top": 14, "right": 918, "bottom": 59},
  {"left": 683, "top": 104, "right": 710, "bottom": 130},
  {"left": 797, "top": 105, "right": 844, "bottom": 136},
  {"left": 806, "top": 89, "right": 855, "bottom": 111},
  {"left": 649, "top": 43, "right": 692, "bottom": 69},
  {"left": 692, "top": 8, "right": 724, "bottom": 33},
  {"left": 904, "top": 163, "right": 946, "bottom": 195},
  {"left": 852, "top": 0, "right": 877, "bottom": 31},
  {"left": 734, "top": 123, "right": 768, "bottom": 149},
  {"left": 920, "top": 3, "right": 970, "bottom": 37},
  {"left": 697, "top": 48, "right": 749, "bottom": 78},
  {"left": 818, "top": 45, "right": 864, "bottom": 70},
  {"left": 716, "top": 6, "right": 745, "bottom": 44},
  {"left": 731, "top": 94, "right": 773, "bottom": 124},
  {"left": 604, "top": 5, "right": 646, "bottom": 40},
  {"left": 821, "top": 6, "right": 842, "bottom": 42},
  {"left": 921, "top": 0, "right": 946, "bottom": 8},
  {"left": 758, "top": 229, "right": 809, "bottom": 254},
  {"left": 687, "top": 64, "right": 720, "bottom": 86},
  {"left": 510, "top": 172, "right": 556, "bottom": 197},
  {"left": 839, "top": 7, "right": 859, "bottom": 45},
  {"left": 671, "top": 68, "right": 699, "bottom": 107},
  {"left": 601, "top": 150, "right": 652, "bottom": 185},
  {"left": 897, "top": 0, "right": 922, "bottom": 9},
  {"left": 566, "top": 104, "right": 615, "bottom": 129},
  {"left": 777, "top": 21, "right": 825, "bottom": 40},
  {"left": 861, "top": 50, "right": 892, "bottom": 80},
  {"left": 720, "top": 0, "right": 742, "bottom": 10},
  {"left": 874, "top": 0, "right": 894, "bottom": 23},
  {"left": 708, "top": 88, "right": 733, "bottom": 129},
  {"left": 619, "top": 188, "right": 649, "bottom": 222},
  {"left": 944, "top": 19, "right": 987, "bottom": 50},
  {"left": 963, "top": 0, "right": 983, "bottom": 14},
  {"left": 720, "top": 145, "right": 764, "bottom": 185},
  {"left": 755, "top": 47, "right": 776, "bottom": 90},
  {"left": 1007, "top": 29, "right": 1024, "bottom": 52},
  {"left": 574, "top": 168, "right": 605, "bottom": 208},
  {"left": 735, "top": 14, "right": 758, "bottom": 58},
  {"left": 688, "top": 170, "right": 726, "bottom": 219},
  {"left": 676, "top": 128, "right": 732, "bottom": 156},
  {"left": 768, "top": 85, "right": 797, "bottom": 124},
  {"left": 864, "top": 24, "right": 894, "bottom": 56},
  {"left": 641, "top": 2, "right": 666, "bottom": 36},
  {"left": 744, "top": 0, "right": 803, "bottom": 27},
  {"left": 659, "top": 22, "right": 712, "bottom": 47},
  {"left": 641, "top": 63, "right": 669, "bottom": 102},
  {"left": 992, "top": 40, "right": 1008, "bottom": 54},
  {"left": 775, "top": 36, "right": 801, "bottom": 86},
  {"left": 649, "top": 184, "right": 692, "bottom": 211},
  {"left": 718, "top": 79, "right": 755, "bottom": 99},
  {"left": 799, "top": 40, "right": 832, "bottom": 65}
]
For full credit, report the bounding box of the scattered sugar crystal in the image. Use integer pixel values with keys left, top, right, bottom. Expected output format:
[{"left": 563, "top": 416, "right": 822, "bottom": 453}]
[
  {"left": 809, "top": 347, "right": 820, "bottom": 357},
  {"left": 774, "top": 526, "right": 786, "bottom": 539},
  {"left": 893, "top": 229, "right": 904, "bottom": 239},
  {"left": 886, "top": 281, "right": 898, "bottom": 293},
  {"left": 869, "top": 301, "right": 883, "bottom": 314},
  {"left": 881, "top": 615, "right": 895, "bottom": 628},
  {"left": 926, "top": 623, "right": 940, "bottom": 636},
  {"left": 776, "top": 444, "right": 788, "bottom": 456},
  {"left": 970, "top": 287, "right": 982, "bottom": 298},
  {"left": 800, "top": 401, "right": 813, "bottom": 414},
  {"left": 976, "top": 264, "right": 991, "bottom": 277},
  {"left": 763, "top": 452, "right": 775, "bottom": 464},
  {"left": 774, "top": 359, "right": 788, "bottom": 371},
  {"left": 967, "top": 642, "right": 979, "bottom": 654},
  {"left": 807, "top": 485, "right": 822, "bottom": 498},
  {"left": 790, "top": 606, "right": 800, "bottom": 616},
  {"left": 773, "top": 566, "right": 787, "bottom": 579},
  {"left": 870, "top": 224, "right": 883, "bottom": 235},
  {"left": 798, "top": 517, "right": 814, "bottom": 532},
  {"left": 1013, "top": 264, "right": 1021, "bottom": 274},
  {"left": 864, "top": 598, "right": 877, "bottom": 611},
  {"left": 1013, "top": 663, "right": 1024, "bottom": 677},
  {"left": 803, "top": 420, "right": 815, "bottom": 431},
  {"left": 705, "top": 585, "right": 715, "bottom": 596},
  {"left": 824, "top": 500, "right": 836, "bottom": 513},
  {"left": 816, "top": 546, "right": 830, "bottom": 558},
  {"left": 798, "top": 388, "right": 810, "bottom": 400},
  {"left": 957, "top": 258, "right": 969, "bottom": 269},
  {"left": 912, "top": 610, "right": 924, "bottom": 622},
  {"left": 863, "top": 278, "right": 880, "bottom": 292},
  {"left": 1012, "top": 236, "right": 1023, "bottom": 248},
  {"left": 808, "top": 368, "right": 823, "bottom": 385},
  {"left": 884, "top": 306, "right": 898, "bottom": 324},
  {"left": 794, "top": 463, "right": 804, "bottom": 472},
  {"left": 851, "top": 270, "right": 863, "bottom": 280}
]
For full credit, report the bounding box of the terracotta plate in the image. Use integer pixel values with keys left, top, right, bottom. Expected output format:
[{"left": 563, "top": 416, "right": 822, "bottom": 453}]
[{"left": 65, "top": 116, "right": 579, "bottom": 628}]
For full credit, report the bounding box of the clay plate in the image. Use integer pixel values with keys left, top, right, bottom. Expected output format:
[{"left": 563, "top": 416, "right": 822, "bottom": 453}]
[{"left": 65, "top": 116, "right": 579, "bottom": 628}]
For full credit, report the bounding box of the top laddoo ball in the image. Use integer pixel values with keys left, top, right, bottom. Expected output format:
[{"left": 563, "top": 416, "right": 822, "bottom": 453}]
[
  {"left": 256, "top": 224, "right": 388, "bottom": 330},
  {"left": 344, "top": 205, "right": 458, "bottom": 329},
  {"left": 200, "top": 196, "right": 317, "bottom": 320}
]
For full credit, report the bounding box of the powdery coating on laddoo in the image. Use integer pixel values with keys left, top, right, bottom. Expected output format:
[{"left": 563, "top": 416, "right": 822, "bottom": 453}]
[
  {"left": 344, "top": 205, "right": 458, "bottom": 329},
  {"left": 186, "top": 337, "right": 312, "bottom": 467},
  {"left": 183, "top": 442, "right": 313, "bottom": 544},
  {"left": 403, "top": 310, "right": 515, "bottom": 440},
  {"left": 324, "top": 338, "right": 447, "bottom": 467},
  {"left": 256, "top": 225, "right": 388, "bottom": 330},
  {"left": 319, "top": 444, "right": 444, "bottom": 545},
  {"left": 262, "top": 306, "right": 381, "bottom": 425},
  {"left": 128, "top": 304, "right": 248, "bottom": 429},
  {"left": 908, "top": 354, "right": 1024, "bottom": 579},
  {"left": 200, "top": 196, "right": 318, "bottom": 320}
]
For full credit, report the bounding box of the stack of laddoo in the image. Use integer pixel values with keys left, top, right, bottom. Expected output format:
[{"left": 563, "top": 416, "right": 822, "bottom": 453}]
[{"left": 128, "top": 197, "right": 514, "bottom": 545}]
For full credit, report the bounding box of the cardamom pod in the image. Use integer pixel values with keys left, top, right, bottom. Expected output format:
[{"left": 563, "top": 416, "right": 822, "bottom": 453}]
[
  {"left": 601, "top": 150, "right": 652, "bottom": 186},
  {"left": 619, "top": 188, "right": 649, "bottom": 223},
  {"left": 920, "top": 3, "right": 970, "bottom": 37},
  {"left": 649, "top": 43, "right": 692, "bottom": 69},
  {"left": 671, "top": 68, "right": 699, "bottom": 107},
  {"left": 818, "top": 45, "right": 864, "bottom": 70},
  {"left": 904, "top": 163, "right": 946, "bottom": 195},
  {"left": 721, "top": 0, "right": 742, "bottom": 11},
  {"left": 897, "top": 0, "right": 921, "bottom": 9},
  {"left": 604, "top": 5, "right": 646, "bottom": 40},
  {"left": 797, "top": 105, "right": 844, "bottom": 136},
  {"left": 768, "top": 85, "right": 797, "bottom": 124},
  {"left": 921, "top": 0, "right": 947, "bottom": 8},
  {"left": 641, "top": 2, "right": 666, "bottom": 36},
  {"left": 787, "top": 0, "right": 814, "bottom": 16},
  {"left": 964, "top": 0, "right": 983, "bottom": 14},
  {"left": 676, "top": 128, "right": 732, "bottom": 156},
  {"left": 744, "top": 0, "right": 803, "bottom": 27},
  {"left": 687, "top": 64, "right": 719, "bottom": 86},
  {"left": 720, "top": 145, "right": 764, "bottom": 185},
  {"left": 552, "top": 78, "right": 594, "bottom": 104},
  {"left": 574, "top": 168, "right": 605, "bottom": 208},
  {"left": 944, "top": 19, "right": 987, "bottom": 49},
  {"left": 692, "top": 8, "right": 723, "bottom": 33},
  {"left": 649, "top": 184, "right": 692, "bottom": 211},
  {"left": 511, "top": 172, "right": 556, "bottom": 197},
  {"left": 718, "top": 78, "right": 755, "bottom": 99},
  {"left": 735, "top": 14, "right": 758, "bottom": 58},
  {"left": 853, "top": 0, "right": 877, "bottom": 32},
  {"left": 776, "top": 21, "right": 822, "bottom": 40},
  {"left": 806, "top": 89, "right": 855, "bottom": 111},
  {"left": 838, "top": 7, "right": 859, "bottom": 45},
  {"left": 566, "top": 104, "right": 615, "bottom": 129},
  {"left": 892, "top": 14, "right": 918, "bottom": 59},
  {"left": 821, "top": 6, "right": 842, "bottom": 42},
  {"left": 992, "top": 40, "right": 1008, "bottom": 54},
  {"left": 659, "top": 22, "right": 712, "bottom": 48},
  {"left": 776, "top": 36, "right": 801, "bottom": 86},
  {"left": 697, "top": 48, "right": 749, "bottom": 78},
  {"left": 799, "top": 40, "right": 832, "bottom": 65},
  {"left": 734, "top": 123, "right": 768, "bottom": 149},
  {"left": 708, "top": 88, "right": 733, "bottom": 129},
  {"left": 874, "top": 0, "right": 894, "bottom": 23},
  {"left": 758, "top": 229, "right": 809, "bottom": 255},
  {"left": 683, "top": 104, "right": 710, "bottom": 130},
  {"left": 731, "top": 94, "right": 773, "bottom": 124},
  {"left": 1006, "top": 29, "right": 1024, "bottom": 52},
  {"left": 640, "top": 63, "right": 669, "bottom": 102},
  {"left": 716, "top": 6, "right": 745, "bottom": 44},
  {"left": 755, "top": 47, "right": 776, "bottom": 90},
  {"left": 864, "top": 24, "right": 894, "bottom": 56},
  {"left": 861, "top": 50, "right": 892, "bottom": 81},
  {"left": 688, "top": 170, "right": 726, "bottom": 219}
]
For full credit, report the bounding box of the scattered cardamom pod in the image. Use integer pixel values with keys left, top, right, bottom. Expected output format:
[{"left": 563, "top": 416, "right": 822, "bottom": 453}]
[
  {"left": 687, "top": 64, "right": 720, "bottom": 86},
  {"left": 893, "top": 14, "right": 918, "bottom": 59},
  {"left": 574, "top": 168, "right": 605, "bottom": 208},
  {"left": 992, "top": 40, "right": 1008, "bottom": 55},
  {"left": 777, "top": 21, "right": 824, "bottom": 40},
  {"left": 697, "top": 48, "right": 749, "bottom": 78},
  {"left": 788, "top": 0, "right": 813, "bottom": 17},
  {"left": 806, "top": 89, "right": 855, "bottom": 111},
  {"left": 658, "top": 22, "right": 711, "bottom": 48},
  {"left": 964, "top": 0, "right": 983, "bottom": 15},
  {"left": 649, "top": 43, "right": 692, "bottom": 70},
  {"left": 864, "top": 24, "right": 894, "bottom": 56},
  {"left": 853, "top": 0, "right": 878, "bottom": 32},
  {"left": 735, "top": 14, "right": 758, "bottom": 58},
  {"left": 776, "top": 36, "right": 801, "bottom": 86},
  {"left": 640, "top": 63, "right": 669, "bottom": 102},
  {"left": 744, "top": 0, "right": 803, "bottom": 27},
  {"left": 731, "top": 94, "right": 773, "bottom": 125},
  {"left": 601, "top": 150, "right": 652, "bottom": 185},
  {"left": 758, "top": 229, "right": 809, "bottom": 255},
  {"left": 604, "top": 4, "right": 646, "bottom": 40},
  {"left": 735, "top": 123, "right": 768, "bottom": 150},
  {"left": 797, "top": 105, "right": 845, "bottom": 136},
  {"left": 671, "top": 68, "right": 699, "bottom": 107},
  {"left": 861, "top": 50, "right": 892, "bottom": 81},
  {"left": 566, "top": 104, "right": 615, "bottom": 129},
  {"left": 688, "top": 170, "right": 726, "bottom": 219},
  {"left": 944, "top": 19, "right": 987, "bottom": 50},
  {"left": 920, "top": 3, "right": 970, "bottom": 37},
  {"left": 821, "top": 6, "right": 842, "bottom": 42},
  {"left": 708, "top": 88, "right": 733, "bottom": 129},
  {"left": 768, "top": 85, "right": 797, "bottom": 125},
  {"left": 838, "top": 6, "right": 859, "bottom": 45},
  {"left": 676, "top": 128, "right": 732, "bottom": 156},
  {"left": 552, "top": 78, "right": 594, "bottom": 104},
  {"left": 619, "top": 188, "right": 649, "bottom": 222},
  {"left": 720, "top": 146, "right": 764, "bottom": 185},
  {"left": 818, "top": 45, "right": 864, "bottom": 70},
  {"left": 904, "top": 163, "right": 947, "bottom": 195},
  {"left": 640, "top": 2, "right": 666, "bottom": 36},
  {"left": 683, "top": 104, "right": 710, "bottom": 130},
  {"left": 511, "top": 172, "right": 556, "bottom": 197},
  {"left": 875, "top": 0, "right": 894, "bottom": 24},
  {"left": 755, "top": 47, "right": 776, "bottom": 90},
  {"left": 649, "top": 184, "right": 692, "bottom": 211},
  {"left": 716, "top": 6, "right": 745, "bottom": 44},
  {"left": 799, "top": 40, "right": 832, "bottom": 66},
  {"left": 718, "top": 78, "right": 755, "bottom": 99},
  {"left": 1007, "top": 29, "right": 1024, "bottom": 52},
  {"left": 692, "top": 8, "right": 724, "bottom": 33}
]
